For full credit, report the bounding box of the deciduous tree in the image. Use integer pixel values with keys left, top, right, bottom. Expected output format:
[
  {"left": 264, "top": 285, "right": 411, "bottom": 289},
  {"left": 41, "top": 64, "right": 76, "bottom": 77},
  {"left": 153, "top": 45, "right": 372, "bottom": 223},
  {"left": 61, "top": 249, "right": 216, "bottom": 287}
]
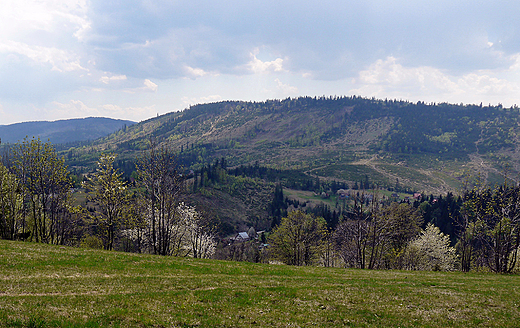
[
  {"left": 12, "top": 137, "right": 72, "bottom": 244},
  {"left": 402, "top": 223, "right": 457, "bottom": 271},
  {"left": 333, "top": 191, "right": 387, "bottom": 269},
  {"left": 463, "top": 185, "right": 520, "bottom": 273},
  {"left": 84, "top": 153, "right": 129, "bottom": 250},
  {"left": 136, "top": 140, "right": 184, "bottom": 255},
  {"left": 269, "top": 210, "right": 327, "bottom": 266},
  {"left": 381, "top": 202, "right": 422, "bottom": 268},
  {"left": 0, "top": 163, "right": 21, "bottom": 240},
  {"left": 178, "top": 203, "right": 216, "bottom": 259}
]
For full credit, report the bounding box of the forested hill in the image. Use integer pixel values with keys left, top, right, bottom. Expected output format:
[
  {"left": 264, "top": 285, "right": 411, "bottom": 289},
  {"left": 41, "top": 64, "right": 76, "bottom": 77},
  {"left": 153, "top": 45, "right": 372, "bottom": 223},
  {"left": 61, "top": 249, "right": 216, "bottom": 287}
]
[
  {"left": 66, "top": 97, "right": 520, "bottom": 193},
  {"left": 0, "top": 117, "right": 135, "bottom": 145}
]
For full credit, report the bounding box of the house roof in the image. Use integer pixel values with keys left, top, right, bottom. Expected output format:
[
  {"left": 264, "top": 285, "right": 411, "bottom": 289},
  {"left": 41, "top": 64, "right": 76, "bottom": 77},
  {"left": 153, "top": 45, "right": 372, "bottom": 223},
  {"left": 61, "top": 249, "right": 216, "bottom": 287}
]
[{"left": 237, "top": 232, "right": 249, "bottom": 239}]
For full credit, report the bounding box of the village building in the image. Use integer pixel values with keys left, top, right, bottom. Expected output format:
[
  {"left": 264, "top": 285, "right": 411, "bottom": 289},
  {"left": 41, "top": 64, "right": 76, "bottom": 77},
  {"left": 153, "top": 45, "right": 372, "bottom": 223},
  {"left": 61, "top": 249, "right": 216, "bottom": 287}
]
[{"left": 235, "top": 232, "right": 250, "bottom": 242}]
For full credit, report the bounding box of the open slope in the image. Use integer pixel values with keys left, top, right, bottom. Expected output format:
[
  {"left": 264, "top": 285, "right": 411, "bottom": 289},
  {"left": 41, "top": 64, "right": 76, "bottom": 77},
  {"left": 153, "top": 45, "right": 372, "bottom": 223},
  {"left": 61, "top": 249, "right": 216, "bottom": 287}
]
[
  {"left": 66, "top": 97, "right": 520, "bottom": 193},
  {"left": 1, "top": 240, "right": 519, "bottom": 327}
]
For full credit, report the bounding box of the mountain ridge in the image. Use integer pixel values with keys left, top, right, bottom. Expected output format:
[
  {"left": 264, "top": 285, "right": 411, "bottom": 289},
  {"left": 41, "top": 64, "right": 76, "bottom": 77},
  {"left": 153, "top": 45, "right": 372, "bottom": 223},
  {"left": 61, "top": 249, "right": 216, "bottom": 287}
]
[
  {"left": 11, "top": 96, "right": 518, "bottom": 194},
  {"left": 68, "top": 97, "right": 516, "bottom": 193},
  {"left": 0, "top": 117, "right": 136, "bottom": 145},
  {"left": 6, "top": 96, "right": 518, "bottom": 236}
]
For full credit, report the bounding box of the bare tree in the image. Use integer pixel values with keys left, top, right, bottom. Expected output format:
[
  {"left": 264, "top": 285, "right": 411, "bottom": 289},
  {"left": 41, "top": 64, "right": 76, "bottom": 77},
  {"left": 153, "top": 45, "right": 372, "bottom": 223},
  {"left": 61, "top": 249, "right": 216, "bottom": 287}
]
[
  {"left": 381, "top": 202, "right": 422, "bottom": 269},
  {"left": 121, "top": 202, "right": 216, "bottom": 258},
  {"left": 333, "top": 191, "right": 387, "bottom": 269},
  {"left": 454, "top": 203, "right": 485, "bottom": 272},
  {"left": 136, "top": 139, "right": 185, "bottom": 255}
]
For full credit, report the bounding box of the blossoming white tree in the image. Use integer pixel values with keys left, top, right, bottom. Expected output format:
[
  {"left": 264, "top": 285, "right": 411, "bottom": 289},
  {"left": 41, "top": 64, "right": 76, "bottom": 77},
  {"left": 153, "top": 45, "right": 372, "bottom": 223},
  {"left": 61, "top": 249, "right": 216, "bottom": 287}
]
[
  {"left": 177, "top": 203, "right": 216, "bottom": 259},
  {"left": 403, "top": 223, "right": 457, "bottom": 271},
  {"left": 121, "top": 202, "right": 216, "bottom": 258}
]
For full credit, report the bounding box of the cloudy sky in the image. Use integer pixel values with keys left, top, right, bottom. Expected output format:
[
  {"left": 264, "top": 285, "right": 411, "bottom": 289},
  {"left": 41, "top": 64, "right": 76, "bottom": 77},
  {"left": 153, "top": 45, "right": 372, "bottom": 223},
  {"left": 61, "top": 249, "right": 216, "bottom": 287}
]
[{"left": 1, "top": 0, "right": 520, "bottom": 124}]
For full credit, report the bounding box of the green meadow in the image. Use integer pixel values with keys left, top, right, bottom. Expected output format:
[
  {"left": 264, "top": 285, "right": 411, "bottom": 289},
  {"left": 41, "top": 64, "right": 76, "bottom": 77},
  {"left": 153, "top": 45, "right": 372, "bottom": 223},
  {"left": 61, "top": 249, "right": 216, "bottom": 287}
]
[{"left": 1, "top": 240, "right": 519, "bottom": 327}]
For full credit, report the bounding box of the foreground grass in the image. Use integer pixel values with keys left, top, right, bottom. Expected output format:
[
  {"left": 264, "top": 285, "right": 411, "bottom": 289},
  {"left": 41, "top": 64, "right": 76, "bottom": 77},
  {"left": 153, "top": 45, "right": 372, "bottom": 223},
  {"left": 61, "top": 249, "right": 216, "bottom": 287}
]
[{"left": 0, "top": 241, "right": 519, "bottom": 327}]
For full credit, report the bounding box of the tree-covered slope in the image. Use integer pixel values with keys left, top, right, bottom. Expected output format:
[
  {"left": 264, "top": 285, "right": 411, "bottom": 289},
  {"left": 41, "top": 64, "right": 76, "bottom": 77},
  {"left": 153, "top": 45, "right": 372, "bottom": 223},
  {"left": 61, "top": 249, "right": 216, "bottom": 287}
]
[
  {"left": 65, "top": 97, "right": 520, "bottom": 193},
  {"left": 0, "top": 117, "right": 135, "bottom": 145}
]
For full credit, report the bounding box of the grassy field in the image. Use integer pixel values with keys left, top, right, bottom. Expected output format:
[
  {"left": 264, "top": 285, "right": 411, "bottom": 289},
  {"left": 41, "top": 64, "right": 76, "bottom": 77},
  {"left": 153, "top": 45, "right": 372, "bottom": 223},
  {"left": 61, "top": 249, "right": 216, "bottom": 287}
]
[
  {"left": 1, "top": 241, "right": 520, "bottom": 327},
  {"left": 311, "top": 164, "right": 390, "bottom": 187},
  {"left": 283, "top": 189, "right": 415, "bottom": 211}
]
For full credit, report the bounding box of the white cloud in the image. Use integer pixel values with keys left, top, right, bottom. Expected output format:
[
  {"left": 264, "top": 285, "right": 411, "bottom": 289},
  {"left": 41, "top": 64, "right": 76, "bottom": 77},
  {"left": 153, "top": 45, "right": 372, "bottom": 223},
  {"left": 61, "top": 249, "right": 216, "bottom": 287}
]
[
  {"left": 81, "top": 1, "right": 520, "bottom": 81},
  {"left": 275, "top": 78, "right": 298, "bottom": 94},
  {"left": 247, "top": 52, "right": 284, "bottom": 74},
  {"left": 351, "top": 56, "right": 520, "bottom": 106},
  {"left": 126, "top": 105, "right": 157, "bottom": 119},
  {"left": 355, "top": 57, "right": 456, "bottom": 92},
  {"left": 457, "top": 74, "right": 516, "bottom": 96},
  {"left": 181, "top": 95, "right": 222, "bottom": 108},
  {"left": 0, "top": 102, "right": 25, "bottom": 125},
  {"left": 0, "top": 0, "right": 89, "bottom": 39},
  {"left": 49, "top": 100, "right": 156, "bottom": 121},
  {"left": 507, "top": 54, "right": 520, "bottom": 72},
  {"left": 143, "top": 79, "right": 158, "bottom": 92},
  {"left": 3, "top": 0, "right": 520, "bottom": 124},
  {"left": 183, "top": 66, "right": 210, "bottom": 79},
  {"left": 121, "top": 79, "right": 158, "bottom": 93},
  {"left": 99, "top": 74, "right": 127, "bottom": 84},
  {"left": 92, "top": 103, "right": 157, "bottom": 120},
  {"left": 101, "top": 104, "right": 123, "bottom": 113},
  {"left": 0, "top": 41, "right": 87, "bottom": 72},
  {"left": 351, "top": 57, "right": 461, "bottom": 99},
  {"left": 102, "top": 104, "right": 158, "bottom": 120},
  {"left": 51, "top": 100, "right": 101, "bottom": 118}
]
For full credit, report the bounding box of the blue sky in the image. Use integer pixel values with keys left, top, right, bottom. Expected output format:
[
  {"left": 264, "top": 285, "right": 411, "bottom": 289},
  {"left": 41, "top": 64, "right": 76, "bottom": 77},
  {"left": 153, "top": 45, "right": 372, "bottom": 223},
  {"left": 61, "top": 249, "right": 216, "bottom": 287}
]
[{"left": 1, "top": 0, "right": 520, "bottom": 124}]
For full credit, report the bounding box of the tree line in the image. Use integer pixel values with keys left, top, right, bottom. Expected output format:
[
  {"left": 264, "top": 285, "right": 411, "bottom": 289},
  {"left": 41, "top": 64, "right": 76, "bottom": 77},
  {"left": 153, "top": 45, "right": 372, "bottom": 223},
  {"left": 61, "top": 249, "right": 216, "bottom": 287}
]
[
  {"left": 1, "top": 137, "right": 520, "bottom": 273},
  {"left": 185, "top": 157, "right": 520, "bottom": 273},
  {"left": 0, "top": 137, "right": 217, "bottom": 259},
  {"left": 265, "top": 185, "right": 520, "bottom": 273}
]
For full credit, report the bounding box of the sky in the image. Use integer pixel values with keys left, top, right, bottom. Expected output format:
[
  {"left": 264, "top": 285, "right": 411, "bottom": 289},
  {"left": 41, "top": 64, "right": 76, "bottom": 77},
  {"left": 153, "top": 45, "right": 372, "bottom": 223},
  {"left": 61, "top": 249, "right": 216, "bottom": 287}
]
[{"left": 1, "top": 0, "right": 520, "bottom": 124}]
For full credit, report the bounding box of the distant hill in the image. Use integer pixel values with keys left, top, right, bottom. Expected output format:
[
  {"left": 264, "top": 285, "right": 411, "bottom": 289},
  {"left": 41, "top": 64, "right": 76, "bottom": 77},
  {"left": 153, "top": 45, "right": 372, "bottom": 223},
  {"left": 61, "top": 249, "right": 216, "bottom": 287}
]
[
  {"left": 0, "top": 117, "right": 135, "bottom": 145},
  {"left": 66, "top": 97, "right": 520, "bottom": 194},
  {"left": 45, "top": 96, "right": 520, "bottom": 237}
]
